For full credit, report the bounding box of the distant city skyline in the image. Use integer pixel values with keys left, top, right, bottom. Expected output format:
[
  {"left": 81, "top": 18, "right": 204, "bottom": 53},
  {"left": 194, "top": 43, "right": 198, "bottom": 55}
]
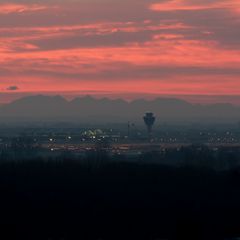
[{"left": 0, "top": 0, "right": 240, "bottom": 102}]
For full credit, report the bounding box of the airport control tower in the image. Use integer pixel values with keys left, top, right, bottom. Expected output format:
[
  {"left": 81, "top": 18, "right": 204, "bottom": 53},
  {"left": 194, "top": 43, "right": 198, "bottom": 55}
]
[{"left": 143, "top": 112, "right": 156, "bottom": 140}]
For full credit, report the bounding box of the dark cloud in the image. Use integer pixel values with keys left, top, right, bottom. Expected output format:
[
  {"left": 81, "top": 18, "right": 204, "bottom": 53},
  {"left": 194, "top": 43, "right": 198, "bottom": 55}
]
[
  {"left": 14, "top": 65, "right": 240, "bottom": 82},
  {"left": 6, "top": 86, "right": 19, "bottom": 91},
  {"left": 28, "top": 30, "right": 154, "bottom": 50}
]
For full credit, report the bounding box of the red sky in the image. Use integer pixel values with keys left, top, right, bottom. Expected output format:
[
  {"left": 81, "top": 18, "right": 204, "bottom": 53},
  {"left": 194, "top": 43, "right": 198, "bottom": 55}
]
[{"left": 1, "top": 0, "right": 240, "bottom": 103}]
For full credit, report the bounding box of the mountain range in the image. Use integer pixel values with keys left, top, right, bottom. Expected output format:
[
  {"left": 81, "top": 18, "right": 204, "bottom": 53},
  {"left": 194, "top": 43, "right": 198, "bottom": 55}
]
[{"left": 0, "top": 95, "right": 240, "bottom": 124}]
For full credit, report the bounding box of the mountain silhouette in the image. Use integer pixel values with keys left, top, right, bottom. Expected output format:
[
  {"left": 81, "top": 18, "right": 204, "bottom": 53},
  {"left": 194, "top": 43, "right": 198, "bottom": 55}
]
[{"left": 0, "top": 95, "right": 240, "bottom": 124}]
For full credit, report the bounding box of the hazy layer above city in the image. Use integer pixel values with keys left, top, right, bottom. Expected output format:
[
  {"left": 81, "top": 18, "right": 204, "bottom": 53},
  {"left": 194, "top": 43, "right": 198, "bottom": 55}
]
[{"left": 0, "top": 95, "right": 240, "bottom": 124}]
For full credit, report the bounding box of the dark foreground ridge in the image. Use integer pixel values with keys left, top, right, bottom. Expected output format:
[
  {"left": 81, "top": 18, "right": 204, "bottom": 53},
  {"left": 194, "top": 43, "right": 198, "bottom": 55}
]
[{"left": 2, "top": 157, "right": 240, "bottom": 240}]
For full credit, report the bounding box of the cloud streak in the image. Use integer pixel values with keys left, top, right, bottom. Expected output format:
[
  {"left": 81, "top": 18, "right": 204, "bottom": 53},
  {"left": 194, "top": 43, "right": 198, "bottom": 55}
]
[
  {"left": 6, "top": 85, "right": 19, "bottom": 91},
  {"left": 0, "top": 3, "right": 49, "bottom": 14}
]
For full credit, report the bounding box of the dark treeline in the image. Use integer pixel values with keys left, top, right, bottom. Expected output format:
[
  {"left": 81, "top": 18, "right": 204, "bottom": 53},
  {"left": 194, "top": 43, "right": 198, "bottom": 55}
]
[{"left": 1, "top": 149, "right": 240, "bottom": 239}]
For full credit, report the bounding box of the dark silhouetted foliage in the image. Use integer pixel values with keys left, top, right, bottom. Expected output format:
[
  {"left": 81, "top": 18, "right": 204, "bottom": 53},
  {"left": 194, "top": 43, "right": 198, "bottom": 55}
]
[{"left": 1, "top": 154, "right": 240, "bottom": 239}]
